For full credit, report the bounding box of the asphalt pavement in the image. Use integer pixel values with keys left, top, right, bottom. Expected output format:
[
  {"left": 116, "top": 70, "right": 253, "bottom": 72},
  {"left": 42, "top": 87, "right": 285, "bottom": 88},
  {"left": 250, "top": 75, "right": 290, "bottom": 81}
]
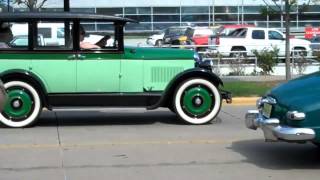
[{"left": 0, "top": 105, "right": 319, "bottom": 180}]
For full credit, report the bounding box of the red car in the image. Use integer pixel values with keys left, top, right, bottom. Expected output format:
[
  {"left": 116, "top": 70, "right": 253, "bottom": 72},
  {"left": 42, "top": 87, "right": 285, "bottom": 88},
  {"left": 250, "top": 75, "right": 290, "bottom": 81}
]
[
  {"left": 192, "top": 24, "right": 255, "bottom": 49},
  {"left": 187, "top": 27, "right": 216, "bottom": 46}
]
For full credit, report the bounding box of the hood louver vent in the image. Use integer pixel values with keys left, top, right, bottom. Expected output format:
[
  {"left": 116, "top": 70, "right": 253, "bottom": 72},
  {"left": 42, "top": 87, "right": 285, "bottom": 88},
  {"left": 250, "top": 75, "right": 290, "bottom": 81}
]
[{"left": 151, "top": 67, "right": 183, "bottom": 83}]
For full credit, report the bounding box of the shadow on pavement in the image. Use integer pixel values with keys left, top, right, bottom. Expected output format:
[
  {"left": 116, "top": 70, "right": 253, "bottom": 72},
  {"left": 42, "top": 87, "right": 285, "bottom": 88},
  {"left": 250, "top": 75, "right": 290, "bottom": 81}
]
[
  {"left": 231, "top": 139, "right": 320, "bottom": 170},
  {"left": 36, "top": 110, "right": 221, "bottom": 127}
]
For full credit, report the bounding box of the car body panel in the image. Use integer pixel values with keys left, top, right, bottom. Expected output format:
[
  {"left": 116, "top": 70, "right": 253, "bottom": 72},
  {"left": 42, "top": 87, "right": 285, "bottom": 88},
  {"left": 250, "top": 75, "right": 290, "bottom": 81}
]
[{"left": 266, "top": 72, "right": 320, "bottom": 142}]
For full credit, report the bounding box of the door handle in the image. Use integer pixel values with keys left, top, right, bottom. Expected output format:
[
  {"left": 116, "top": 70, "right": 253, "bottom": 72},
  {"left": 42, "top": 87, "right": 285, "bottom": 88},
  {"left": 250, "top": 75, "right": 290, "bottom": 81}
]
[
  {"left": 67, "top": 54, "right": 76, "bottom": 60},
  {"left": 77, "top": 54, "right": 86, "bottom": 60}
]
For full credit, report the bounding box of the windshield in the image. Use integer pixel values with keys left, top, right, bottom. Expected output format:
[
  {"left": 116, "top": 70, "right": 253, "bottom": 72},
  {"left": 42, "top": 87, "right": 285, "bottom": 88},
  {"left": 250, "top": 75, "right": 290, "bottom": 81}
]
[{"left": 166, "top": 28, "right": 186, "bottom": 36}]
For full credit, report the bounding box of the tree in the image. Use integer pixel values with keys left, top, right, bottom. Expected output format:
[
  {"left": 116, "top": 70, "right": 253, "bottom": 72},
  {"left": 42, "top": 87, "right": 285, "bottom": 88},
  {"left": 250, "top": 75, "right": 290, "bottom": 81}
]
[
  {"left": 260, "top": 0, "right": 319, "bottom": 81},
  {"left": 14, "top": 0, "right": 47, "bottom": 11}
]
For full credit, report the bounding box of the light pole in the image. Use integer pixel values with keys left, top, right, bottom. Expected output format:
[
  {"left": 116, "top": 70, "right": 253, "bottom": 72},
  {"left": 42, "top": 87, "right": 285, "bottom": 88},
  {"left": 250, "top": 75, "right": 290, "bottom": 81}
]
[{"left": 7, "top": 0, "right": 10, "bottom": 12}]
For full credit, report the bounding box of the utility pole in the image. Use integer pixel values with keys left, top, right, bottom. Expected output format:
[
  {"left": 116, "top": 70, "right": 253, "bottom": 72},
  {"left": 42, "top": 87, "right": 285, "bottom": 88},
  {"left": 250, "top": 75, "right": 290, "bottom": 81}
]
[
  {"left": 64, "top": 0, "right": 69, "bottom": 12},
  {"left": 64, "top": 0, "right": 70, "bottom": 47},
  {"left": 7, "top": 0, "right": 10, "bottom": 12},
  {"left": 284, "top": 0, "right": 291, "bottom": 81}
]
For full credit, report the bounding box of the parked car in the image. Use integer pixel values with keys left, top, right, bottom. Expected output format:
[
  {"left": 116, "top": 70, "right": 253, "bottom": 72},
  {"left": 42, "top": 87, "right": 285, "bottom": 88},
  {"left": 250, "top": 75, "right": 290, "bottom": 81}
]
[
  {"left": 215, "top": 24, "right": 255, "bottom": 37},
  {"left": 185, "top": 27, "right": 216, "bottom": 50},
  {"left": 310, "top": 35, "right": 320, "bottom": 50},
  {"left": 146, "top": 31, "right": 165, "bottom": 47},
  {"left": 9, "top": 35, "right": 45, "bottom": 47},
  {"left": 245, "top": 72, "right": 320, "bottom": 146},
  {"left": 208, "top": 27, "right": 312, "bottom": 57},
  {"left": 12, "top": 23, "right": 65, "bottom": 46},
  {"left": 0, "top": 80, "right": 6, "bottom": 112},
  {"left": 0, "top": 12, "right": 231, "bottom": 128},
  {"left": 162, "top": 26, "right": 189, "bottom": 46}
]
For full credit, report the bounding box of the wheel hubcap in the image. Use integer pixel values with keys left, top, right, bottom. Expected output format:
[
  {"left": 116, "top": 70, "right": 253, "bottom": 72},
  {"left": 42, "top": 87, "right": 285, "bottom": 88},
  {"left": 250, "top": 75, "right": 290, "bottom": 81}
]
[
  {"left": 182, "top": 86, "right": 213, "bottom": 117},
  {"left": 3, "top": 89, "right": 33, "bottom": 120}
]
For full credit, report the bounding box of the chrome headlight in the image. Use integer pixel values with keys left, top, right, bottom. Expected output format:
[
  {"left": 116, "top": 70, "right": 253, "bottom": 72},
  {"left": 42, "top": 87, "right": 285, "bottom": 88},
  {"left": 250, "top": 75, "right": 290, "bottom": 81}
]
[{"left": 256, "top": 96, "right": 277, "bottom": 108}]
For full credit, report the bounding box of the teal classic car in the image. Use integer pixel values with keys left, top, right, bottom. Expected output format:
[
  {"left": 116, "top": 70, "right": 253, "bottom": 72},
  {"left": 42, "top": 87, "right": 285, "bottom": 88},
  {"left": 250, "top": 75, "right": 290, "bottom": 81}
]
[
  {"left": 245, "top": 72, "right": 320, "bottom": 146},
  {"left": 0, "top": 13, "right": 231, "bottom": 128}
]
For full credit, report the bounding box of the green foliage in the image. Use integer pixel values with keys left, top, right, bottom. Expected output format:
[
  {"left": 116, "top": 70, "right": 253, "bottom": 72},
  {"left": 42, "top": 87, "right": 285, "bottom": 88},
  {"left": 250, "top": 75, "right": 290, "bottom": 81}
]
[
  {"left": 253, "top": 48, "right": 279, "bottom": 75},
  {"left": 223, "top": 81, "right": 282, "bottom": 97},
  {"left": 14, "top": 0, "right": 47, "bottom": 11}
]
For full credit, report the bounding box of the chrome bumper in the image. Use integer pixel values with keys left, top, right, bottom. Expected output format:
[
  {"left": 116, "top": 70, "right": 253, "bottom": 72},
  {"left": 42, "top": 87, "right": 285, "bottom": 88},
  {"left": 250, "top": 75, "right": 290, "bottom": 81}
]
[{"left": 245, "top": 110, "right": 315, "bottom": 142}]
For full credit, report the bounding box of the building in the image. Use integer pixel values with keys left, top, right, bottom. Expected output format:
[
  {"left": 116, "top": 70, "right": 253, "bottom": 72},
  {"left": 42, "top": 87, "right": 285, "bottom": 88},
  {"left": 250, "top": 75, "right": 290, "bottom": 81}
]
[{"left": 3, "top": 0, "right": 320, "bottom": 32}]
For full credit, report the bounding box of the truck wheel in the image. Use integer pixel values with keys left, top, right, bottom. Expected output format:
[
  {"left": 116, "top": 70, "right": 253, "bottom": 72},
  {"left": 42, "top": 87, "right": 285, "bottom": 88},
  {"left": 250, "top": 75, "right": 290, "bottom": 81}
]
[
  {"left": 230, "top": 48, "right": 247, "bottom": 58},
  {"left": 292, "top": 47, "right": 307, "bottom": 57},
  {"left": 0, "top": 81, "right": 42, "bottom": 128},
  {"left": 173, "top": 78, "right": 222, "bottom": 124}
]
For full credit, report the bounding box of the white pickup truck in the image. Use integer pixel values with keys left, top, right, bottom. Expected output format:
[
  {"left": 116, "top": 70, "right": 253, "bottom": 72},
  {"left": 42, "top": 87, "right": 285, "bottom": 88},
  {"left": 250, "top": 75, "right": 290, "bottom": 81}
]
[{"left": 208, "top": 27, "right": 312, "bottom": 57}]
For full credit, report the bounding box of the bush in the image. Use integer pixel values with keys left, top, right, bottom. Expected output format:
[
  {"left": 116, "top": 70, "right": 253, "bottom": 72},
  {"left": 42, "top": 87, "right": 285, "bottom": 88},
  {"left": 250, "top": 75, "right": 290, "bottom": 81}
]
[{"left": 253, "top": 48, "right": 279, "bottom": 75}]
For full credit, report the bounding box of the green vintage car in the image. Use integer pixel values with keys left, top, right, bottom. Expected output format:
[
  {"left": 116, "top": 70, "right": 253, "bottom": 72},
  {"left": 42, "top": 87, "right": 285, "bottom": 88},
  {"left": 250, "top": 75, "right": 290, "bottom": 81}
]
[
  {"left": 245, "top": 73, "right": 320, "bottom": 146},
  {"left": 0, "top": 12, "right": 231, "bottom": 128}
]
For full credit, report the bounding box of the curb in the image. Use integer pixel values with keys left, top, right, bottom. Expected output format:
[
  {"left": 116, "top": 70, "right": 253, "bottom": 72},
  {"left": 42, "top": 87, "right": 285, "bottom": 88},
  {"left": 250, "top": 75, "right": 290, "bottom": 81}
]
[{"left": 223, "top": 97, "right": 259, "bottom": 106}]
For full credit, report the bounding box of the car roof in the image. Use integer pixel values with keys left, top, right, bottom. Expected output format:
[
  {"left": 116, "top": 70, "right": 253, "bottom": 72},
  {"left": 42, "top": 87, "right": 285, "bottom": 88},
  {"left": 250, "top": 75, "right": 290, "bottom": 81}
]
[
  {"left": 223, "top": 24, "right": 255, "bottom": 28},
  {"left": 0, "top": 12, "right": 137, "bottom": 23}
]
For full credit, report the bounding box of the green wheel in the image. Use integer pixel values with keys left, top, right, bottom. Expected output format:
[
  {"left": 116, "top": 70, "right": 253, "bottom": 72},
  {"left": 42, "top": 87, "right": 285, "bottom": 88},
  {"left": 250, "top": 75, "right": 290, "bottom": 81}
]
[
  {"left": 173, "top": 78, "right": 221, "bottom": 124},
  {"left": 0, "top": 81, "right": 42, "bottom": 128}
]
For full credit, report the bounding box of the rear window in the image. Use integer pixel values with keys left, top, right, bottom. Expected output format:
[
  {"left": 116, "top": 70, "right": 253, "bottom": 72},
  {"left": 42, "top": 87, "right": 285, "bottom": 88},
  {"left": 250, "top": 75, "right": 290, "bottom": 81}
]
[{"left": 252, "top": 30, "right": 265, "bottom": 39}]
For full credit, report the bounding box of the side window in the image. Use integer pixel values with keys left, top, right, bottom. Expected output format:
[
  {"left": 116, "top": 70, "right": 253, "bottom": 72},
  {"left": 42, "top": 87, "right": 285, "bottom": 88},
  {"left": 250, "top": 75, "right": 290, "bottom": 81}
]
[
  {"left": 252, "top": 30, "right": 265, "bottom": 39},
  {"left": 268, "top": 31, "right": 283, "bottom": 40},
  {"left": 79, "top": 21, "right": 118, "bottom": 50},
  {"left": 36, "top": 22, "right": 73, "bottom": 50},
  {"left": 0, "top": 22, "right": 28, "bottom": 49}
]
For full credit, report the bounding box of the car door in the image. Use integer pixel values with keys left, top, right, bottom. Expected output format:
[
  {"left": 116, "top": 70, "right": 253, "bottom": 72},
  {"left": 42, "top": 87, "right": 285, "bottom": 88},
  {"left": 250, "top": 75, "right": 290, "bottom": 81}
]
[
  {"left": 76, "top": 52, "right": 121, "bottom": 92},
  {"left": 250, "top": 30, "right": 267, "bottom": 53},
  {"left": 31, "top": 21, "right": 77, "bottom": 93},
  {"left": 75, "top": 22, "right": 121, "bottom": 93},
  {"left": 268, "top": 30, "right": 285, "bottom": 55}
]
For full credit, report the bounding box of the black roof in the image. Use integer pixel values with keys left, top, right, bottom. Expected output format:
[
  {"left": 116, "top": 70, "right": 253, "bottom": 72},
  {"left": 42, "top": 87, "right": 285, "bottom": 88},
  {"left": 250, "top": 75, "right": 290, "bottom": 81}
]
[{"left": 0, "top": 12, "right": 138, "bottom": 23}]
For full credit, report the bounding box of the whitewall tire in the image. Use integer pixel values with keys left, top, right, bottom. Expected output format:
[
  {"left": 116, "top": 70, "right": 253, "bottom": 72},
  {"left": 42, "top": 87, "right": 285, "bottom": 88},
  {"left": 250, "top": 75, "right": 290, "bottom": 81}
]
[
  {"left": 0, "top": 81, "right": 42, "bottom": 128},
  {"left": 173, "top": 78, "right": 221, "bottom": 124}
]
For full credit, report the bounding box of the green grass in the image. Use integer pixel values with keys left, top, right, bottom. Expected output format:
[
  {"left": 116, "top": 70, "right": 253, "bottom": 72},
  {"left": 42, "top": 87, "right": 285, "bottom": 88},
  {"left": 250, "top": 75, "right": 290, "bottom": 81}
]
[{"left": 223, "top": 81, "right": 283, "bottom": 97}]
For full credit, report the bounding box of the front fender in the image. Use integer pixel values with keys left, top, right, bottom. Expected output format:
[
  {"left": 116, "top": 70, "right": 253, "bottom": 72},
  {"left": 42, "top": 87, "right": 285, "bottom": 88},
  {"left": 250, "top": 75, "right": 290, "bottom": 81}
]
[
  {"left": 147, "top": 68, "right": 223, "bottom": 110},
  {"left": 0, "top": 69, "right": 49, "bottom": 109}
]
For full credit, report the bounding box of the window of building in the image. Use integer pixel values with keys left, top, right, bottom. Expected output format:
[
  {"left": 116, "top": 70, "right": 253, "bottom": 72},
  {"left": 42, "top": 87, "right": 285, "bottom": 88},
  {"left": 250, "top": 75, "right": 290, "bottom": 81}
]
[
  {"left": 70, "top": 8, "right": 95, "bottom": 13},
  {"left": 125, "top": 15, "right": 151, "bottom": 22},
  {"left": 96, "top": 8, "right": 123, "bottom": 16},
  {"left": 215, "top": 14, "right": 238, "bottom": 21},
  {"left": 252, "top": 30, "right": 265, "bottom": 39},
  {"left": 243, "top": 6, "right": 263, "bottom": 13},
  {"left": 125, "top": 23, "right": 152, "bottom": 31},
  {"left": 153, "top": 7, "right": 180, "bottom": 14},
  {"left": 125, "top": 7, "right": 151, "bottom": 14},
  {"left": 181, "top": 15, "right": 209, "bottom": 22},
  {"left": 181, "top": 6, "right": 209, "bottom": 14},
  {"left": 214, "top": 6, "right": 238, "bottom": 13},
  {"left": 153, "top": 15, "right": 180, "bottom": 22},
  {"left": 153, "top": 23, "right": 180, "bottom": 30}
]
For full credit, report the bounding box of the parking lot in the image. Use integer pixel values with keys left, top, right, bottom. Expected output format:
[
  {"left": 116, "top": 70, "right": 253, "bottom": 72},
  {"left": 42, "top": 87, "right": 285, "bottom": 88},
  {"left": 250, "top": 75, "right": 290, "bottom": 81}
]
[{"left": 1, "top": 105, "right": 319, "bottom": 180}]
